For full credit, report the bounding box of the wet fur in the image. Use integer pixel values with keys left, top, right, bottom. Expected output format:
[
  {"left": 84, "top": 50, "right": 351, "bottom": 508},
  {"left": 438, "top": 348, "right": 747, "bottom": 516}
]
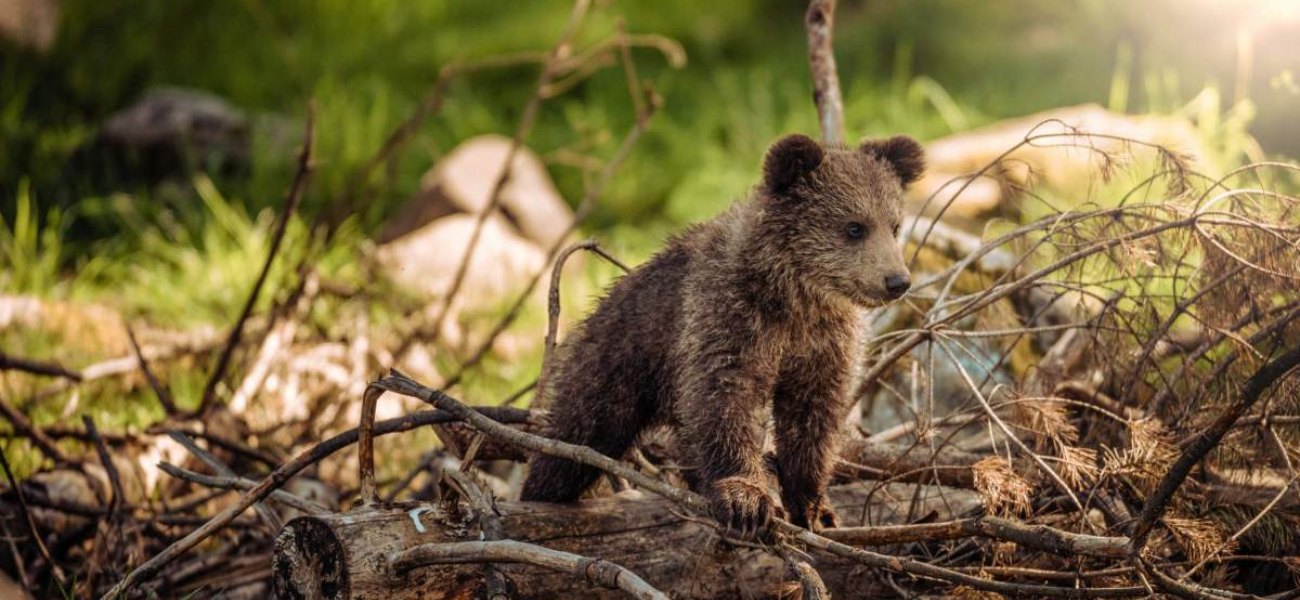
[{"left": 521, "top": 133, "right": 924, "bottom": 534}]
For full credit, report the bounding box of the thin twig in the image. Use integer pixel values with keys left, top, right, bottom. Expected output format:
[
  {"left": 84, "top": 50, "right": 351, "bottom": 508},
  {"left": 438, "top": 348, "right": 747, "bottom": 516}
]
[
  {"left": 156, "top": 462, "right": 327, "bottom": 516},
  {"left": 535, "top": 239, "right": 629, "bottom": 400},
  {"left": 80, "top": 416, "right": 128, "bottom": 596},
  {"left": 823, "top": 515, "right": 1127, "bottom": 557},
  {"left": 196, "top": 104, "right": 315, "bottom": 415},
  {"left": 167, "top": 430, "right": 282, "bottom": 532},
  {"left": 98, "top": 405, "right": 527, "bottom": 598},
  {"left": 0, "top": 394, "right": 69, "bottom": 464},
  {"left": 0, "top": 351, "right": 82, "bottom": 382},
  {"left": 125, "top": 325, "right": 178, "bottom": 416},
  {"left": 0, "top": 446, "right": 64, "bottom": 585}
]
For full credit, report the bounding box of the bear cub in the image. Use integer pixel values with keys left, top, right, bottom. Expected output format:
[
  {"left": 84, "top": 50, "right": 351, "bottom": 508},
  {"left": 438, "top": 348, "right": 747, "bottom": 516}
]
[{"left": 521, "top": 133, "right": 924, "bottom": 535}]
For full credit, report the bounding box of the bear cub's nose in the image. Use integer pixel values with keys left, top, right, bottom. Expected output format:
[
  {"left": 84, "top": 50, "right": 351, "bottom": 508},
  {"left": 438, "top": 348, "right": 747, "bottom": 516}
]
[{"left": 884, "top": 274, "right": 911, "bottom": 299}]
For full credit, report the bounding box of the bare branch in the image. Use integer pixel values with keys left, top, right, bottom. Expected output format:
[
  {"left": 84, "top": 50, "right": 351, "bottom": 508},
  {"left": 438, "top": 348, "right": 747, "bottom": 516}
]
[
  {"left": 389, "top": 540, "right": 669, "bottom": 600},
  {"left": 805, "top": 0, "right": 844, "bottom": 144},
  {"left": 0, "top": 351, "right": 82, "bottom": 382}
]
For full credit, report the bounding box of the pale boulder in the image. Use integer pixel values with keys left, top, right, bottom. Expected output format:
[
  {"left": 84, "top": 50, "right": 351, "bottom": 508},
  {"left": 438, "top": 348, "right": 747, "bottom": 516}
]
[
  {"left": 912, "top": 104, "right": 1211, "bottom": 219},
  {"left": 376, "top": 212, "right": 547, "bottom": 319},
  {"left": 419, "top": 134, "right": 573, "bottom": 248}
]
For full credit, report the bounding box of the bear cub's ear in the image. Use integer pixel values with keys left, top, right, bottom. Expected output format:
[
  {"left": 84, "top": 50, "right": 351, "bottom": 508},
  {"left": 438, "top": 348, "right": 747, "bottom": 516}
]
[
  {"left": 763, "top": 134, "right": 825, "bottom": 194},
  {"left": 860, "top": 135, "right": 925, "bottom": 186}
]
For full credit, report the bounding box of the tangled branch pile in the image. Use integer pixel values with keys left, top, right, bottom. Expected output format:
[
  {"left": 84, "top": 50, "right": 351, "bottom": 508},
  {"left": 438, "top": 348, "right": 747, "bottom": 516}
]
[{"left": 2, "top": 1, "right": 1299, "bottom": 599}]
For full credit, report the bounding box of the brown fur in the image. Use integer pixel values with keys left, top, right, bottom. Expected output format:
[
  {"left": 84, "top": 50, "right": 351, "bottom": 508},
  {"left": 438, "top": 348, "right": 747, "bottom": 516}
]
[{"left": 521, "top": 133, "right": 924, "bottom": 534}]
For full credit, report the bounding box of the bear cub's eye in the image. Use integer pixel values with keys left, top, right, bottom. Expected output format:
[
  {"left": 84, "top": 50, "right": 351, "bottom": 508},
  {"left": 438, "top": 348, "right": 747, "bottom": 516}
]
[{"left": 846, "top": 222, "right": 866, "bottom": 240}]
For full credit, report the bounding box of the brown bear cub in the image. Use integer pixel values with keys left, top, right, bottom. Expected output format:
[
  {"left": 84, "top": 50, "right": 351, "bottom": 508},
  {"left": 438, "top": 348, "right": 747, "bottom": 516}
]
[{"left": 521, "top": 133, "right": 924, "bottom": 535}]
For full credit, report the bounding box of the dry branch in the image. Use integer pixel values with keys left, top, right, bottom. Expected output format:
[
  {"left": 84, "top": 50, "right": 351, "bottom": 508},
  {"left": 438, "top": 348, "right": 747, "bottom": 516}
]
[
  {"left": 124, "top": 325, "right": 177, "bottom": 415},
  {"left": 826, "top": 515, "right": 1126, "bottom": 557},
  {"left": 156, "top": 462, "right": 327, "bottom": 516},
  {"left": 97, "top": 406, "right": 527, "bottom": 599},
  {"left": 0, "top": 394, "right": 70, "bottom": 464},
  {"left": 1131, "top": 342, "right": 1300, "bottom": 553},
  {"left": 369, "top": 371, "right": 1156, "bottom": 599},
  {"left": 805, "top": 0, "right": 844, "bottom": 145},
  {"left": 272, "top": 483, "right": 979, "bottom": 599},
  {"left": 391, "top": 541, "right": 668, "bottom": 600},
  {"left": 0, "top": 351, "right": 82, "bottom": 382}
]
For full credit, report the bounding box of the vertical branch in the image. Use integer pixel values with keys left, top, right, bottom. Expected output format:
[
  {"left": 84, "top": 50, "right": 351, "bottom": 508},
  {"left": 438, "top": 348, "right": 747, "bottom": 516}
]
[
  {"left": 535, "top": 240, "right": 629, "bottom": 403},
  {"left": 805, "top": 0, "right": 844, "bottom": 145},
  {"left": 357, "top": 384, "right": 384, "bottom": 506}
]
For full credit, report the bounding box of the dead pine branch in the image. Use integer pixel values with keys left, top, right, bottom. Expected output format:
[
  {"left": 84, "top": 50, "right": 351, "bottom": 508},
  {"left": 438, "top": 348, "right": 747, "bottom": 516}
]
[{"left": 1130, "top": 342, "right": 1300, "bottom": 554}]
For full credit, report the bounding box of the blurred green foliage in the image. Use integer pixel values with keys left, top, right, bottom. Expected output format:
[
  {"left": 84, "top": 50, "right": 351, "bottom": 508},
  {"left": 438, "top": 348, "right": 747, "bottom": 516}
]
[{"left": 1, "top": 0, "right": 1297, "bottom": 317}]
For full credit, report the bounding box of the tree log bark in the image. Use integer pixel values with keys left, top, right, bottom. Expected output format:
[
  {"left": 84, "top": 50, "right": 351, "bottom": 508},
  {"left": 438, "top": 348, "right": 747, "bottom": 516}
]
[{"left": 272, "top": 482, "right": 978, "bottom": 599}]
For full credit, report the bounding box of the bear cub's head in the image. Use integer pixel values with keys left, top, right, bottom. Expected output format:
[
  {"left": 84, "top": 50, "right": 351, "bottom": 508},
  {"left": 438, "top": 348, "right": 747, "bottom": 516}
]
[{"left": 758, "top": 133, "right": 924, "bottom": 307}]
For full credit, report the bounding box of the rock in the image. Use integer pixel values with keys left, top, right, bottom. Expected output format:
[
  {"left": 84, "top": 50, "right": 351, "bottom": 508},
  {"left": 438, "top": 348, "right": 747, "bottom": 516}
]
[
  {"left": 77, "top": 87, "right": 251, "bottom": 186},
  {"left": 0, "top": 0, "right": 59, "bottom": 51},
  {"left": 382, "top": 135, "right": 574, "bottom": 248},
  {"left": 907, "top": 173, "right": 1003, "bottom": 221},
  {"left": 376, "top": 213, "right": 548, "bottom": 344},
  {"left": 912, "top": 104, "right": 1212, "bottom": 219}
]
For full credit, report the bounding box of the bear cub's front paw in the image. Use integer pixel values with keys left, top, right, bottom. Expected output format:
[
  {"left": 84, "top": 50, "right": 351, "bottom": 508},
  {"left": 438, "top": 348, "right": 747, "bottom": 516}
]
[
  {"left": 707, "top": 476, "right": 785, "bottom": 539},
  {"left": 789, "top": 494, "right": 839, "bottom": 532}
]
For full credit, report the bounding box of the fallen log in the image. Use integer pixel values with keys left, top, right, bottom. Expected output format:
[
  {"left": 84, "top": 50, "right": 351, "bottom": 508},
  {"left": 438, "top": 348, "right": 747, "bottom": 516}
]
[{"left": 272, "top": 482, "right": 979, "bottom": 599}]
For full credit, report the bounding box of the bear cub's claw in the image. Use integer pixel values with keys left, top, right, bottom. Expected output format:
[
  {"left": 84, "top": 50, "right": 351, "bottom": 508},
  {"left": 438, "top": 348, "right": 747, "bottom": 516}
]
[
  {"left": 788, "top": 494, "right": 840, "bottom": 532},
  {"left": 708, "top": 476, "right": 785, "bottom": 539}
]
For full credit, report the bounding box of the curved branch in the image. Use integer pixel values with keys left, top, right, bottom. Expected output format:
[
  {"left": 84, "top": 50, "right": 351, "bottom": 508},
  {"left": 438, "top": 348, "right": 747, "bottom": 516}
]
[{"left": 389, "top": 540, "right": 668, "bottom": 600}]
